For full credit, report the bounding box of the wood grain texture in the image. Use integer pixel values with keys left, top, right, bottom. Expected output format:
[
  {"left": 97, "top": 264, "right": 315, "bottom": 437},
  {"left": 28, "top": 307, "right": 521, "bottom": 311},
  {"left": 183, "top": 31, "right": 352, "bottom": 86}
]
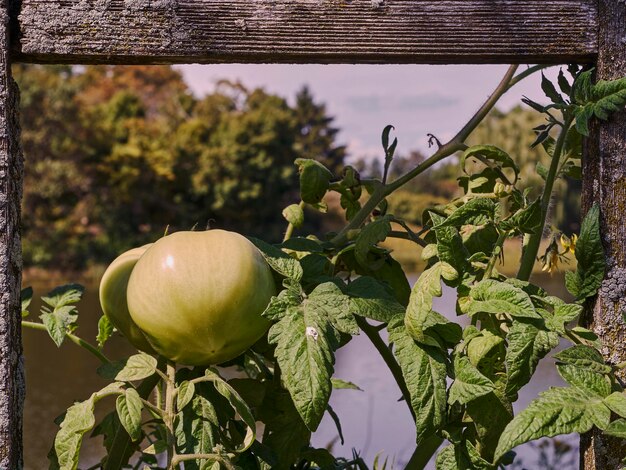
[
  {"left": 0, "top": 0, "right": 23, "bottom": 467},
  {"left": 16, "top": 0, "right": 597, "bottom": 65},
  {"left": 580, "top": 1, "right": 626, "bottom": 469}
]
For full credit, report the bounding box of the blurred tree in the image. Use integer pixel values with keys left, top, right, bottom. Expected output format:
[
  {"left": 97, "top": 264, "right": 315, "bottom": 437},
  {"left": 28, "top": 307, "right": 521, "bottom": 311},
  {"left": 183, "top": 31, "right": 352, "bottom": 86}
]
[
  {"left": 16, "top": 66, "right": 345, "bottom": 269},
  {"left": 293, "top": 86, "right": 346, "bottom": 174}
]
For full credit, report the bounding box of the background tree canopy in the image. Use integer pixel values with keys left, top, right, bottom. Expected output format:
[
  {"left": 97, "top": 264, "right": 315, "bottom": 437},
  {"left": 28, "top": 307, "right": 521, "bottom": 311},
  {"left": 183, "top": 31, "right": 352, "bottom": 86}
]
[
  {"left": 17, "top": 65, "right": 579, "bottom": 270},
  {"left": 17, "top": 65, "right": 346, "bottom": 269}
]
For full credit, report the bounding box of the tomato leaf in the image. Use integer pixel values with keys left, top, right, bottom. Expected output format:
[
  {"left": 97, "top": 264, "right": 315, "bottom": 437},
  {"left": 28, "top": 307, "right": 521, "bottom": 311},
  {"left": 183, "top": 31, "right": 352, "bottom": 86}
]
[
  {"left": 346, "top": 276, "right": 405, "bottom": 323},
  {"left": 566, "top": 204, "right": 605, "bottom": 300},
  {"left": 249, "top": 237, "right": 303, "bottom": 282},
  {"left": 465, "top": 279, "right": 540, "bottom": 319},
  {"left": 448, "top": 356, "right": 495, "bottom": 405},
  {"left": 405, "top": 261, "right": 457, "bottom": 345},
  {"left": 177, "top": 380, "right": 195, "bottom": 411},
  {"left": 331, "top": 378, "right": 362, "bottom": 391},
  {"left": 282, "top": 204, "right": 304, "bottom": 228},
  {"left": 100, "top": 353, "right": 158, "bottom": 382},
  {"left": 295, "top": 158, "right": 333, "bottom": 205},
  {"left": 268, "top": 305, "right": 340, "bottom": 431},
  {"left": 505, "top": 319, "right": 558, "bottom": 399},
  {"left": 305, "top": 282, "right": 358, "bottom": 336},
  {"left": 212, "top": 374, "right": 257, "bottom": 452},
  {"left": 115, "top": 389, "right": 143, "bottom": 442},
  {"left": 388, "top": 317, "right": 447, "bottom": 446},
  {"left": 354, "top": 215, "right": 393, "bottom": 270},
  {"left": 97, "top": 315, "right": 114, "bottom": 349},
  {"left": 433, "top": 198, "right": 497, "bottom": 229},
  {"left": 494, "top": 387, "right": 611, "bottom": 463}
]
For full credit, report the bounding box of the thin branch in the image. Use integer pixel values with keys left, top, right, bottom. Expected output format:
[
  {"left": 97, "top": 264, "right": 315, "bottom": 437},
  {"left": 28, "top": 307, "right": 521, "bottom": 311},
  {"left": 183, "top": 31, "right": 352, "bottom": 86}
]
[{"left": 22, "top": 320, "right": 110, "bottom": 364}]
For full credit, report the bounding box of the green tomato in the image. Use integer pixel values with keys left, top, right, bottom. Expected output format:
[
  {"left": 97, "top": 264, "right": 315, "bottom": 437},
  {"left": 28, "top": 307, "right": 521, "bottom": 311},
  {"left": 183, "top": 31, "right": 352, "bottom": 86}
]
[
  {"left": 99, "top": 244, "right": 155, "bottom": 353},
  {"left": 127, "top": 230, "right": 275, "bottom": 365}
]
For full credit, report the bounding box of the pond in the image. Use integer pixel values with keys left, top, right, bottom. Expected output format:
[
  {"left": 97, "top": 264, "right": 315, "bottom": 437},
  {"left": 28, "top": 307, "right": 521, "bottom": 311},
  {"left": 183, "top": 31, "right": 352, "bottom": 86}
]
[{"left": 23, "top": 274, "right": 574, "bottom": 469}]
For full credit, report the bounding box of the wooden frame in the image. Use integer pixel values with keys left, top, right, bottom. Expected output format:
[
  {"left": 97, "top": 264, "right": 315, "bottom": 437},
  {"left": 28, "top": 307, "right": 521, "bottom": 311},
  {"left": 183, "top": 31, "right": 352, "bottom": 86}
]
[{"left": 1, "top": 1, "right": 624, "bottom": 468}]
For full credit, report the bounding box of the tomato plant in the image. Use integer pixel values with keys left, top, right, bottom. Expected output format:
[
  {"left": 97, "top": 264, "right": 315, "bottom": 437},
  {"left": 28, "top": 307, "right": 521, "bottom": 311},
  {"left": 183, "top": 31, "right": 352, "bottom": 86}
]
[{"left": 21, "top": 65, "right": 626, "bottom": 470}]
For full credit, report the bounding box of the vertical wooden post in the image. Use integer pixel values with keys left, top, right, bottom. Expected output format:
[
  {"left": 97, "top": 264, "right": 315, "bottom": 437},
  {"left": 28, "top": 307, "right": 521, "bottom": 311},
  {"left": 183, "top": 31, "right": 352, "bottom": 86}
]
[
  {"left": 581, "top": 1, "right": 626, "bottom": 469},
  {"left": 0, "top": 0, "right": 23, "bottom": 468}
]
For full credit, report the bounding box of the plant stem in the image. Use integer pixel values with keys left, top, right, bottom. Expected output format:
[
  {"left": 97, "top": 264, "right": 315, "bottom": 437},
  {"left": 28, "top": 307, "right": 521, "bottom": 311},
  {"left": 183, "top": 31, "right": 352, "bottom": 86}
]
[
  {"left": 283, "top": 200, "right": 305, "bottom": 242},
  {"left": 483, "top": 230, "right": 509, "bottom": 280},
  {"left": 22, "top": 320, "right": 110, "bottom": 364},
  {"left": 165, "top": 360, "right": 177, "bottom": 470},
  {"left": 517, "top": 115, "right": 574, "bottom": 281},
  {"left": 355, "top": 317, "right": 415, "bottom": 421},
  {"left": 405, "top": 434, "right": 444, "bottom": 470},
  {"left": 331, "top": 65, "right": 525, "bottom": 246}
]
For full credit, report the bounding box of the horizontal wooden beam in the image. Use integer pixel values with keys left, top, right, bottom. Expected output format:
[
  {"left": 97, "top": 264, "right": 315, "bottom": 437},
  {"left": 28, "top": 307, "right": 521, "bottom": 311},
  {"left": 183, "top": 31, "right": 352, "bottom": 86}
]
[{"left": 15, "top": 0, "right": 597, "bottom": 65}]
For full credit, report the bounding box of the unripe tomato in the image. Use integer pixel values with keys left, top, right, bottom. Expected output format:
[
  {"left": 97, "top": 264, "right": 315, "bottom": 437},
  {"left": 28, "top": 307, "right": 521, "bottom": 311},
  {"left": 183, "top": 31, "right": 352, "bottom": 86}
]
[
  {"left": 127, "top": 230, "right": 275, "bottom": 365},
  {"left": 99, "top": 245, "right": 156, "bottom": 353}
]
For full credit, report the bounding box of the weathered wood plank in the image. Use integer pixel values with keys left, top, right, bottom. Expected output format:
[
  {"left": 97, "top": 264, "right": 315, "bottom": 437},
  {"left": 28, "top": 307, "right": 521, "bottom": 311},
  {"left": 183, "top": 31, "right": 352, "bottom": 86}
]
[
  {"left": 16, "top": 0, "right": 597, "bottom": 65},
  {"left": 0, "top": 0, "right": 23, "bottom": 467},
  {"left": 580, "top": 1, "right": 626, "bottom": 469}
]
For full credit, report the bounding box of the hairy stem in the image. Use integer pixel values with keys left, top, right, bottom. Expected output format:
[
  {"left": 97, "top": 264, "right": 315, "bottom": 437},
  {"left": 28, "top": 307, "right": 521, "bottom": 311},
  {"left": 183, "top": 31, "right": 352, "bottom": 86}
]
[
  {"left": 331, "top": 65, "right": 527, "bottom": 246},
  {"left": 165, "top": 361, "right": 177, "bottom": 470},
  {"left": 517, "top": 115, "right": 574, "bottom": 281},
  {"left": 483, "top": 229, "right": 509, "bottom": 280},
  {"left": 355, "top": 317, "right": 415, "bottom": 421},
  {"left": 405, "top": 434, "right": 445, "bottom": 470},
  {"left": 22, "top": 320, "right": 110, "bottom": 364}
]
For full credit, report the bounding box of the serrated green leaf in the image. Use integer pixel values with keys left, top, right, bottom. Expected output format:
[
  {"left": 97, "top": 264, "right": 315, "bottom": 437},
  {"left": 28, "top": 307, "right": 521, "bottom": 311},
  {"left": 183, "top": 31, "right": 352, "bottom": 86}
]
[
  {"left": 573, "top": 70, "right": 626, "bottom": 135},
  {"left": 97, "top": 315, "right": 114, "bottom": 349},
  {"left": 106, "top": 353, "right": 158, "bottom": 382},
  {"left": 448, "top": 356, "right": 495, "bottom": 405},
  {"left": 213, "top": 379, "right": 256, "bottom": 451},
  {"left": 268, "top": 307, "right": 339, "bottom": 431},
  {"left": 42, "top": 284, "right": 84, "bottom": 308},
  {"left": 331, "top": 378, "right": 362, "bottom": 391},
  {"left": 557, "top": 364, "right": 611, "bottom": 397},
  {"left": 554, "top": 345, "right": 611, "bottom": 373},
  {"left": 355, "top": 215, "right": 392, "bottom": 269},
  {"left": 567, "top": 204, "right": 605, "bottom": 300},
  {"left": 295, "top": 158, "right": 333, "bottom": 205},
  {"left": 115, "top": 388, "right": 143, "bottom": 442},
  {"left": 388, "top": 318, "right": 447, "bottom": 445},
  {"left": 405, "top": 262, "right": 457, "bottom": 344},
  {"left": 346, "top": 276, "right": 405, "bottom": 323},
  {"left": 21, "top": 286, "right": 33, "bottom": 317},
  {"left": 259, "top": 387, "right": 311, "bottom": 470},
  {"left": 143, "top": 440, "right": 167, "bottom": 455},
  {"left": 282, "top": 204, "right": 304, "bottom": 228},
  {"left": 176, "top": 387, "right": 218, "bottom": 469},
  {"left": 54, "top": 397, "right": 96, "bottom": 470},
  {"left": 434, "top": 198, "right": 497, "bottom": 229},
  {"left": 307, "top": 282, "right": 358, "bottom": 335},
  {"left": 249, "top": 237, "right": 303, "bottom": 282},
  {"left": 40, "top": 305, "right": 78, "bottom": 347},
  {"left": 541, "top": 73, "right": 565, "bottom": 104},
  {"left": 461, "top": 145, "right": 519, "bottom": 183},
  {"left": 177, "top": 380, "right": 195, "bottom": 411},
  {"left": 466, "top": 279, "right": 540, "bottom": 319},
  {"left": 604, "top": 419, "right": 626, "bottom": 438},
  {"left": 501, "top": 199, "right": 542, "bottom": 234},
  {"left": 505, "top": 319, "right": 559, "bottom": 399},
  {"left": 604, "top": 393, "right": 626, "bottom": 418},
  {"left": 281, "top": 237, "right": 323, "bottom": 253},
  {"left": 431, "top": 212, "right": 471, "bottom": 277},
  {"left": 262, "top": 282, "right": 302, "bottom": 322},
  {"left": 494, "top": 387, "right": 611, "bottom": 462}
]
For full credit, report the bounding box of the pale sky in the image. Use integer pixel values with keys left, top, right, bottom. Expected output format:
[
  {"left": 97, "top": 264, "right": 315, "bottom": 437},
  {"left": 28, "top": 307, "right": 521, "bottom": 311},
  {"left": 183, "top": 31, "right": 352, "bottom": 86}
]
[{"left": 176, "top": 64, "right": 560, "bottom": 160}]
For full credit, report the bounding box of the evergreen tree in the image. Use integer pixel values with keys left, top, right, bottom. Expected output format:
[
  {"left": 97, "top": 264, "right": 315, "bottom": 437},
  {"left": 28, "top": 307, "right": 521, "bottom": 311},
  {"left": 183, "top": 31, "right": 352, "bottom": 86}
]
[{"left": 293, "top": 86, "right": 346, "bottom": 175}]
